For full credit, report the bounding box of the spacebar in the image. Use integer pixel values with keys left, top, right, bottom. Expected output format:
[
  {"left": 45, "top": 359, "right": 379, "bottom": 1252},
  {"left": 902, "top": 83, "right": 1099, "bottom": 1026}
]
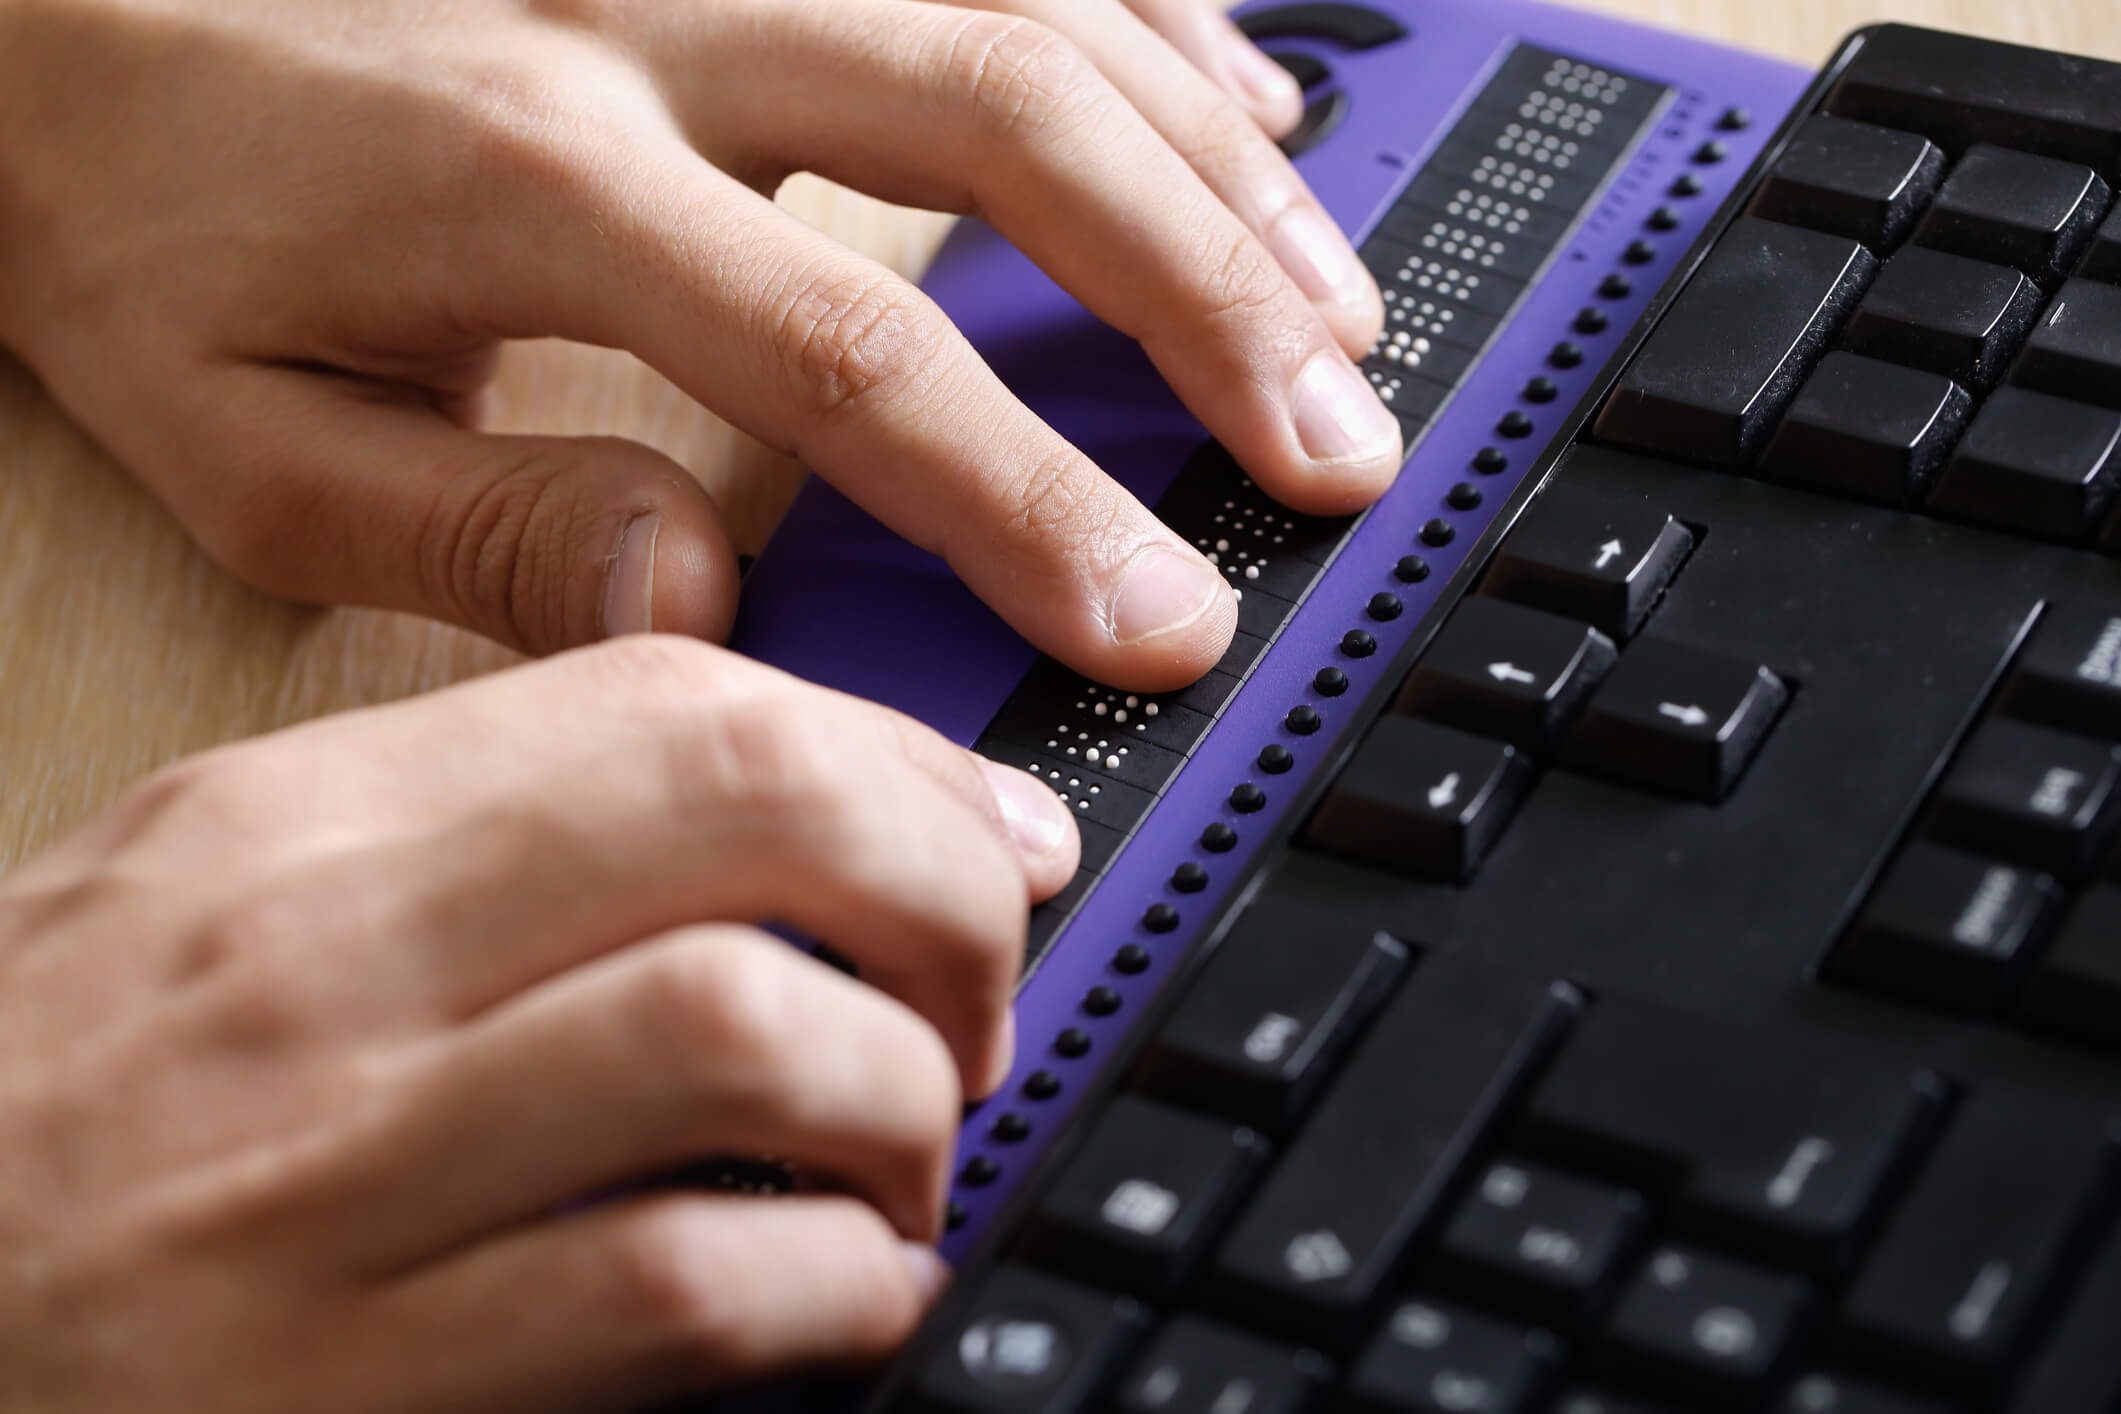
[{"left": 1209, "top": 958, "right": 1581, "bottom": 1344}]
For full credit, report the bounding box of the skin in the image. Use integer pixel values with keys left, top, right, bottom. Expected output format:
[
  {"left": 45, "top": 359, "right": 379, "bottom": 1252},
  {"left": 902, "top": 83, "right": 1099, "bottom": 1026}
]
[{"left": 0, "top": 0, "right": 1397, "bottom": 1404}]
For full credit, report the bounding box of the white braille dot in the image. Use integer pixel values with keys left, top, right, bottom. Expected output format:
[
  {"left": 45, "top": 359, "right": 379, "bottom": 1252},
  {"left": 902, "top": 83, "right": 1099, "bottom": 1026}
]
[
  {"left": 1114, "top": 709, "right": 1129, "bottom": 723},
  {"left": 1145, "top": 703, "right": 1160, "bottom": 717}
]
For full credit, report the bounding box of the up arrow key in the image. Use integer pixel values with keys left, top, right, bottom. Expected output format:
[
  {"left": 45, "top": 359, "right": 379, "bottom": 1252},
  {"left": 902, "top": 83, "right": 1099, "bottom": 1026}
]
[{"left": 1594, "top": 539, "right": 1625, "bottom": 570}]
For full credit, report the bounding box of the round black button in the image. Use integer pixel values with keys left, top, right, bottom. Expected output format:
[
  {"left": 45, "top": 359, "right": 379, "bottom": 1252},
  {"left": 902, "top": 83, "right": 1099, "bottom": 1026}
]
[
  {"left": 1112, "top": 944, "right": 1151, "bottom": 975},
  {"left": 1023, "top": 1068, "right": 1062, "bottom": 1100},
  {"left": 1367, "top": 592, "right": 1403, "bottom": 622},
  {"left": 1286, "top": 703, "right": 1323, "bottom": 734},
  {"left": 1624, "top": 239, "right": 1657, "bottom": 266},
  {"left": 1718, "top": 106, "right": 1752, "bottom": 131},
  {"left": 1598, "top": 273, "right": 1633, "bottom": 300},
  {"left": 1523, "top": 377, "right": 1559, "bottom": 404},
  {"left": 991, "top": 1112, "right": 1032, "bottom": 1142},
  {"left": 1549, "top": 342, "right": 1584, "bottom": 369},
  {"left": 1083, "top": 986, "right": 1122, "bottom": 1017},
  {"left": 945, "top": 1200, "right": 970, "bottom": 1230},
  {"left": 1258, "top": 743, "right": 1295, "bottom": 773},
  {"left": 1670, "top": 173, "right": 1704, "bottom": 197},
  {"left": 1394, "top": 555, "right": 1431, "bottom": 584},
  {"left": 1648, "top": 206, "right": 1681, "bottom": 232},
  {"left": 1202, "top": 821, "right": 1240, "bottom": 851},
  {"left": 1340, "top": 629, "right": 1376, "bottom": 658},
  {"left": 1055, "top": 1027, "right": 1092, "bottom": 1059},
  {"left": 1498, "top": 411, "right": 1534, "bottom": 439},
  {"left": 1144, "top": 902, "right": 1180, "bottom": 932},
  {"left": 1420, "top": 519, "right": 1456, "bottom": 547},
  {"left": 1695, "top": 139, "right": 1728, "bottom": 164},
  {"left": 1172, "top": 860, "right": 1209, "bottom": 892},
  {"left": 1473, "top": 446, "right": 1509, "bottom": 474},
  {"left": 1231, "top": 782, "right": 1268, "bottom": 813},
  {"left": 1314, "top": 666, "right": 1349, "bottom": 696},
  {"left": 960, "top": 1156, "right": 1001, "bottom": 1187},
  {"left": 1446, "top": 483, "right": 1482, "bottom": 511},
  {"left": 1575, "top": 307, "right": 1610, "bottom": 335}
]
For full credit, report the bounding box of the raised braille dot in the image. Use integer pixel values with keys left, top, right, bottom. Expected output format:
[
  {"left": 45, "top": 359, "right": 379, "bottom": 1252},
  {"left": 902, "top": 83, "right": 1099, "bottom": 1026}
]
[
  {"left": 991, "top": 1112, "right": 1032, "bottom": 1142},
  {"left": 1421, "top": 519, "right": 1456, "bottom": 547},
  {"left": 1447, "top": 483, "right": 1483, "bottom": 512},
  {"left": 1055, "top": 1028, "right": 1092, "bottom": 1059},
  {"left": 1473, "top": 446, "right": 1509, "bottom": 474},
  {"left": 1695, "top": 139, "right": 1727, "bottom": 164},
  {"left": 1549, "top": 342, "right": 1584, "bottom": 369},
  {"left": 1314, "top": 666, "right": 1349, "bottom": 696},
  {"left": 1144, "top": 902, "right": 1180, "bottom": 933},
  {"left": 1023, "top": 1069, "right": 1063, "bottom": 1099},
  {"left": 1083, "top": 986, "right": 1122, "bottom": 1017},
  {"left": 1599, "top": 273, "right": 1633, "bottom": 299},
  {"left": 1286, "top": 703, "right": 1322, "bottom": 734},
  {"left": 1498, "top": 411, "right": 1534, "bottom": 439},
  {"left": 1340, "top": 629, "right": 1376, "bottom": 658},
  {"left": 1524, "top": 377, "right": 1559, "bottom": 404},
  {"left": 960, "top": 1156, "right": 1001, "bottom": 1187},
  {"left": 1395, "top": 555, "right": 1431, "bottom": 584},
  {"left": 1231, "top": 783, "right": 1268, "bottom": 813},
  {"left": 1367, "top": 592, "right": 1404, "bottom": 622},
  {"left": 1670, "top": 172, "right": 1704, "bottom": 197},
  {"left": 1202, "top": 821, "right": 1239, "bottom": 852},
  {"left": 1718, "top": 106, "right": 1751, "bottom": 131},
  {"left": 945, "top": 1200, "right": 969, "bottom": 1230},
  {"left": 1648, "top": 206, "right": 1681, "bottom": 232},
  {"left": 1171, "top": 862, "right": 1209, "bottom": 894},
  {"left": 1575, "top": 307, "right": 1609, "bottom": 335}
]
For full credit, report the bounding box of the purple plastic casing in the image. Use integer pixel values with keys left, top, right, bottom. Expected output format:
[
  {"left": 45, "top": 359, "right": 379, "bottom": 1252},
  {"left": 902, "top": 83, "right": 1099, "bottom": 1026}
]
[{"left": 730, "top": 0, "right": 1810, "bottom": 1264}]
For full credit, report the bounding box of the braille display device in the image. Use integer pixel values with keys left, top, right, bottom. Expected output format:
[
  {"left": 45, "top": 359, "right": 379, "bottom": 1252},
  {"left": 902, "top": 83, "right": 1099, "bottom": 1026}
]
[{"left": 726, "top": 1, "right": 2121, "bottom": 1409}]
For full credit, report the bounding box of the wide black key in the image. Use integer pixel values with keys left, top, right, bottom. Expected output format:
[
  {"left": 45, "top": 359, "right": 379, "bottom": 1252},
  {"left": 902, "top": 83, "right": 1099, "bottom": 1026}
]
[
  {"left": 1601, "top": 1245, "right": 1811, "bottom": 1404},
  {"left": 1397, "top": 598, "right": 1617, "bottom": 755},
  {"left": 2012, "top": 278, "right": 2121, "bottom": 411},
  {"left": 1481, "top": 490, "right": 1695, "bottom": 641},
  {"left": 1433, "top": 1160, "right": 1648, "bottom": 1328},
  {"left": 1594, "top": 218, "right": 1876, "bottom": 466},
  {"left": 1748, "top": 114, "right": 1944, "bottom": 250},
  {"left": 1024, "top": 1097, "right": 1267, "bottom": 1293},
  {"left": 1927, "top": 387, "right": 2121, "bottom": 539},
  {"left": 1134, "top": 897, "right": 1409, "bottom": 1135},
  {"left": 1844, "top": 247, "right": 2044, "bottom": 391},
  {"left": 1998, "top": 600, "right": 2121, "bottom": 738},
  {"left": 1774, "top": 1373, "right": 1954, "bottom": 1414},
  {"left": 1305, "top": 717, "right": 1535, "bottom": 881},
  {"left": 1832, "top": 843, "right": 2063, "bottom": 1012},
  {"left": 1519, "top": 1000, "right": 1944, "bottom": 1273},
  {"left": 1561, "top": 638, "right": 1788, "bottom": 802},
  {"left": 2006, "top": 1222, "right": 2121, "bottom": 1413},
  {"left": 2085, "top": 205, "right": 2121, "bottom": 283},
  {"left": 1760, "top": 353, "right": 1971, "bottom": 506},
  {"left": 1913, "top": 144, "right": 2111, "bottom": 283},
  {"left": 910, "top": 1266, "right": 1147, "bottom": 1414},
  {"left": 1928, "top": 719, "right": 2121, "bottom": 877},
  {"left": 1114, "top": 1318, "right": 1327, "bottom": 1414},
  {"left": 1213, "top": 963, "right": 1580, "bottom": 1340},
  {"left": 2016, "top": 885, "right": 2121, "bottom": 1050},
  {"left": 1839, "top": 1091, "right": 2121, "bottom": 1397},
  {"left": 1345, "top": 1298, "right": 1559, "bottom": 1414}
]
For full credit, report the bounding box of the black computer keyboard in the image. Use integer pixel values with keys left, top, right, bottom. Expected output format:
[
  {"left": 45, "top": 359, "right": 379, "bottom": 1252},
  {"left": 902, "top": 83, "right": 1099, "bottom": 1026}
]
[{"left": 870, "top": 23, "right": 2121, "bottom": 1414}]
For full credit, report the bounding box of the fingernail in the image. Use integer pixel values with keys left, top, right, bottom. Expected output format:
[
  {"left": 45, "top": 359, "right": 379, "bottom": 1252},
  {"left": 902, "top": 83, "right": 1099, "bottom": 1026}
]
[
  {"left": 976, "top": 758, "right": 1073, "bottom": 863},
  {"left": 600, "top": 514, "right": 659, "bottom": 637},
  {"left": 902, "top": 1242, "right": 953, "bottom": 1306},
  {"left": 1226, "top": 35, "right": 1303, "bottom": 114},
  {"left": 1291, "top": 350, "right": 1403, "bottom": 468},
  {"left": 1268, "top": 205, "right": 1373, "bottom": 307},
  {"left": 1107, "top": 543, "right": 1228, "bottom": 648}
]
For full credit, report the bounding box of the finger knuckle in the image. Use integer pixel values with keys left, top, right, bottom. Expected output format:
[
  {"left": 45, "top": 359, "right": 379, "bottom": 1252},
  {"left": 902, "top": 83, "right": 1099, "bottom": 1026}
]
[
  {"left": 642, "top": 935, "right": 802, "bottom": 1100},
  {"left": 182, "top": 888, "right": 333, "bottom": 1039},
  {"left": 693, "top": 691, "right": 858, "bottom": 831},
  {"left": 946, "top": 15, "right": 1096, "bottom": 146},
  {"left": 995, "top": 446, "right": 1122, "bottom": 557},
  {"left": 1193, "top": 226, "right": 1292, "bottom": 332},
  {"left": 774, "top": 262, "right": 935, "bottom": 425}
]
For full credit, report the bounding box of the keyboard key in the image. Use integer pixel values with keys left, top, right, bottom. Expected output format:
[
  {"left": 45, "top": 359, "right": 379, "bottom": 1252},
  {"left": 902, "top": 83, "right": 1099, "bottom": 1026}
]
[
  {"left": 1747, "top": 114, "right": 1945, "bottom": 250},
  {"left": 1601, "top": 1245, "right": 1811, "bottom": 1403},
  {"left": 2085, "top": 205, "right": 2121, "bottom": 283},
  {"left": 2011, "top": 278, "right": 2121, "bottom": 410},
  {"left": 1480, "top": 490, "right": 1696, "bottom": 641},
  {"left": 1926, "top": 387, "right": 2121, "bottom": 539},
  {"left": 1305, "top": 717, "right": 1535, "bottom": 881},
  {"left": 1560, "top": 639, "right": 1788, "bottom": 802},
  {"left": 1843, "top": 247, "right": 2044, "bottom": 390},
  {"left": 1831, "top": 843, "right": 2063, "bottom": 1013},
  {"left": 1999, "top": 601, "right": 2121, "bottom": 738},
  {"left": 1024, "top": 1097, "right": 1267, "bottom": 1293},
  {"left": 1594, "top": 218, "right": 1877, "bottom": 466},
  {"left": 1774, "top": 1373, "right": 1954, "bottom": 1414},
  {"left": 2016, "top": 885, "right": 2121, "bottom": 1050},
  {"left": 1839, "top": 1091, "right": 2121, "bottom": 1397},
  {"left": 1912, "top": 144, "right": 2111, "bottom": 283},
  {"left": 1346, "top": 1299, "right": 1558, "bottom": 1414},
  {"left": 1433, "top": 1160, "right": 1648, "bottom": 1328},
  {"left": 1134, "top": 898, "right": 1409, "bottom": 1135},
  {"left": 1759, "top": 353, "right": 1971, "bottom": 506},
  {"left": 1548, "top": 1393, "right": 1671, "bottom": 1414},
  {"left": 1928, "top": 719, "right": 2121, "bottom": 877},
  {"left": 1519, "top": 1001, "right": 1944, "bottom": 1273},
  {"left": 1396, "top": 598, "right": 1618, "bottom": 755},
  {"left": 2005, "top": 1222, "right": 2121, "bottom": 1413},
  {"left": 1113, "top": 1317, "right": 1327, "bottom": 1414},
  {"left": 910, "top": 1266, "right": 1147, "bottom": 1414}
]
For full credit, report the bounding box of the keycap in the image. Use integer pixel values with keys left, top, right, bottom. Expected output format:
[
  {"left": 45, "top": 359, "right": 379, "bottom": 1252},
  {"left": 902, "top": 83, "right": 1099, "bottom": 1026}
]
[
  {"left": 2006, "top": 1222, "right": 2121, "bottom": 1413},
  {"left": 1928, "top": 719, "right": 2121, "bottom": 878},
  {"left": 1345, "top": 1299, "right": 1558, "bottom": 1414},
  {"left": 1212, "top": 963, "right": 1581, "bottom": 1340},
  {"left": 1281, "top": 89, "right": 1349, "bottom": 160},
  {"left": 2016, "top": 885, "right": 2121, "bottom": 1050},
  {"left": 2011, "top": 278, "right": 2121, "bottom": 411},
  {"left": 1433, "top": 1160, "right": 1648, "bottom": 1328},
  {"left": 1759, "top": 353, "right": 1971, "bottom": 506},
  {"left": 1133, "top": 898, "right": 1409, "bottom": 1135},
  {"left": 1305, "top": 717, "right": 1536, "bottom": 881},
  {"left": 1927, "top": 387, "right": 2121, "bottom": 540},
  {"left": 1518, "top": 1000, "right": 1945, "bottom": 1273},
  {"left": 1396, "top": 598, "right": 1618, "bottom": 755},
  {"left": 1774, "top": 1373, "right": 1954, "bottom": 1414},
  {"left": 1831, "top": 843, "right": 2063, "bottom": 1013},
  {"left": 1912, "top": 144, "right": 2112, "bottom": 282},
  {"left": 1747, "top": 114, "right": 1944, "bottom": 250},
  {"left": 1266, "top": 51, "right": 1329, "bottom": 91},
  {"left": 910, "top": 1265, "right": 1147, "bottom": 1414},
  {"left": 1114, "top": 1318, "right": 1328, "bottom": 1414},
  {"left": 1843, "top": 247, "right": 2044, "bottom": 390},
  {"left": 1998, "top": 600, "right": 2121, "bottom": 738},
  {"left": 2085, "top": 205, "right": 2121, "bottom": 283},
  {"left": 1236, "top": 2, "right": 1408, "bottom": 49},
  {"left": 1023, "top": 1097, "right": 1267, "bottom": 1293},
  {"left": 1594, "top": 218, "right": 1876, "bottom": 466},
  {"left": 1600, "top": 1245, "right": 1811, "bottom": 1404},
  {"left": 1560, "top": 638, "right": 1788, "bottom": 802},
  {"left": 1480, "top": 490, "right": 1696, "bottom": 641},
  {"left": 1839, "top": 1090, "right": 2121, "bottom": 1397}
]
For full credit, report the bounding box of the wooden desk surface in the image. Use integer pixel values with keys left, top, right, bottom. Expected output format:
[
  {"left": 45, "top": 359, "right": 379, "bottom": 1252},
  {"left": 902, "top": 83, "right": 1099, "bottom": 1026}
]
[{"left": 4, "top": 1, "right": 2115, "bottom": 869}]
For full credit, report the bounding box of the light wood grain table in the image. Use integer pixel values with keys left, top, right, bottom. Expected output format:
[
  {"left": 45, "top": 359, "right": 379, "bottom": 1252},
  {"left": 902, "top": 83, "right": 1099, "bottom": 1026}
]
[{"left": 4, "top": 1, "right": 2115, "bottom": 870}]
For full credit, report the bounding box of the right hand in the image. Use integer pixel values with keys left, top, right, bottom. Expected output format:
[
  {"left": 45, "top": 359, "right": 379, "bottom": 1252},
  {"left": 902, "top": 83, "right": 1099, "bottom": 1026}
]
[{"left": 0, "top": 636, "right": 1077, "bottom": 1411}]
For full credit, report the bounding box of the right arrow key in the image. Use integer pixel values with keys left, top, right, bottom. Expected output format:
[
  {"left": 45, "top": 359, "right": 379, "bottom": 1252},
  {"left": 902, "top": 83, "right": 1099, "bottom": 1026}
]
[{"left": 1562, "top": 639, "right": 1791, "bottom": 802}]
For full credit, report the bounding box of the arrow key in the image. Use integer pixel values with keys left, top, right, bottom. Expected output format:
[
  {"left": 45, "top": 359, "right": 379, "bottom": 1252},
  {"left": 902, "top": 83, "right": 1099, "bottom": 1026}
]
[
  {"left": 1307, "top": 716, "right": 1537, "bottom": 881},
  {"left": 1562, "top": 639, "right": 1790, "bottom": 802},
  {"left": 1397, "top": 598, "right": 1619, "bottom": 755},
  {"left": 1483, "top": 488, "right": 1697, "bottom": 641}
]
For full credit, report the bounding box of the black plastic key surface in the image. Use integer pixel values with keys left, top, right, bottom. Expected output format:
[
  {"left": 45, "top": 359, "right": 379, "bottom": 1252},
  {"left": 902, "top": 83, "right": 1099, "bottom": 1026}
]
[
  {"left": 1912, "top": 144, "right": 2111, "bottom": 283},
  {"left": 1113, "top": 1317, "right": 1327, "bottom": 1414},
  {"left": 2086, "top": 205, "right": 2121, "bottom": 283},
  {"left": 1838, "top": 1091, "right": 2121, "bottom": 1398},
  {"left": 1133, "top": 899, "right": 1408, "bottom": 1135},
  {"left": 1601, "top": 1245, "right": 1812, "bottom": 1404},
  {"left": 1832, "top": 842, "right": 2063, "bottom": 1013},
  {"left": 1548, "top": 1393, "right": 1670, "bottom": 1414},
  {"left": 1999, "top": 600, "right": 2121, "bottom": 738},
  {"left": 1345, "top": 1298, "right": 1559, "bottom": 1414},
  {"left": 1843, "top": 247, "right": 2044, "bottom": 391},
  {"left": 1928, "top": 718, "right": 2121, "bottom": 878},
  {"left": 1594, "top": 218, "right": 1876, "bottom": 467},
  {"left": 1560, "top": 638, "right": 1788, "bottom": 802},
  {"left": 1747, "top": 114, "right": 1944, "bottom": 250},
  {"left": 1772, "top": 1373, "right": 1954, "bottom": 1414},
  {"left": 1927, "top": 387, "right": 2121, "bottom": 540},
  {"left": 2016, "top": 885, "right": 2121, "bottom": 1050},
  {"left": 909, "top": 1265, "right": 1147, "bottom": 1414},
  {"left": 1305, "top": 717, "right": 1536, "bottom": 882},
  {"left": 2012, "top": 278, "right": 2121, "bottom": 411},
  {"left": 1759, "top": 353, "right": 1971, "bottom": 506},
  {"left": 1433, "top": 1160, "right": 1648, "bottom": 1329},
  {"left": 1236, "top": 2, "right": 1408, "bottom": 49},
  {"left": 1396, "top": 598, "right": 1618, "bottom": 755},
  {"left": 1023, "top": 1097, "right": 1267, "bottom": 1294},
  {"left": 1480, "top": 491, "right": 1696, "bottom": 642},
  {"left": 2005, "top": 1222, "right": 2121, "bottom": 1413}
]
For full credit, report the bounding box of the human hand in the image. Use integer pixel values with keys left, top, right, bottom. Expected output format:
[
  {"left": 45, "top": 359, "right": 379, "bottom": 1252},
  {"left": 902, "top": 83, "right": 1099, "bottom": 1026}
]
[
  {"left": 0, "top": 0, "right": 1395, "bottom": 691},
  {"left": 0, "top": 635, "right": 1078, "bottom": 1410}
]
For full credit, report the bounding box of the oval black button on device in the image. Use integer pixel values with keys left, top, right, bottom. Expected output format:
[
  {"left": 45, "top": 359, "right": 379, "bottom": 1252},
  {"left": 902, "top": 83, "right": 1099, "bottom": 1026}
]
[{"left": 1237, "top": 2, "right": 1410, "bottom": 49}]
